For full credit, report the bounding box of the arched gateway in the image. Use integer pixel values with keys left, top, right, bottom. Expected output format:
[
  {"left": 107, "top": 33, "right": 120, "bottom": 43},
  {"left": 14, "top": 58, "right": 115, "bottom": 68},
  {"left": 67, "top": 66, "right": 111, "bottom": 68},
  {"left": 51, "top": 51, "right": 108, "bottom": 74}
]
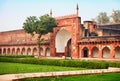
[
  {"left": 55, "top": 29, "right": 71, "bottom": 57},
  {"left": 50, "top": 12, "right": 80, "bottom": 59}
]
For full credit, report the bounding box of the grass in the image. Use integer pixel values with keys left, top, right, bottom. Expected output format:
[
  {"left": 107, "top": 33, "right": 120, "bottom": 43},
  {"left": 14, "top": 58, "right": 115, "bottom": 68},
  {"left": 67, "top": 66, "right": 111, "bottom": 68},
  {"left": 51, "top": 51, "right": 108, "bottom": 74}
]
[
  {"left": 0, "top": 62, "right": 85, "bottom": 75},
  {"left": 21, "top": 73, "right": 120, "bottom": 81}
]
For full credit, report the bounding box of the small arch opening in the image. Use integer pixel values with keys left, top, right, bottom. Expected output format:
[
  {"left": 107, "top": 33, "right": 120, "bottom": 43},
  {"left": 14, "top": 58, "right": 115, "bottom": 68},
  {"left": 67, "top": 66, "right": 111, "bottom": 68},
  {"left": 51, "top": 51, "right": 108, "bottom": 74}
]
[
  {"left": 12, "top": 48, "right": 15, "bottom": 54},
  {"left": 102, "top": 47, "right": 110, "bottom": 58},
  {"left": 46, "top": 48, "right": 50, "bottom": 56},
  {"left": 16, "top": 48, "right": 20, "bottom": 55},
  {"left": 3, "top": 48, "right": 6, "bottom": 54},
  {"left": 22, "top": 48, "right": 26, "bottom": 55},
  {"left": 114, "top": 46, "right": 120, "bottom": 59},
  {"left": 40, "top": 47, "right": 43, "bottom": 56},
  {"left": 82, "top": 47, "right": 89, "bottom": 57},
  {"left": 33, "top": 48, "right": 37, "bottom": 56},
  {"left": 8, "top": 48, "right": 10, "bottom": 54},
  {"left": 92, "top": 47, "right": 99, "bottom": 58},
  {"left": 27, "top": 48, "right": 31, "bottom": 55}
]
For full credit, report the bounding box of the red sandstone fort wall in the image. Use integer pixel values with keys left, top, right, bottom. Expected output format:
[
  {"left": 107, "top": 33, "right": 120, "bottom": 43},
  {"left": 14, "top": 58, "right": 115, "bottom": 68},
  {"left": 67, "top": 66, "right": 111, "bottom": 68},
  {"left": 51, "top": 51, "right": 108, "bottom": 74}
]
[{"left": 0, "top": 29, "right": 50, "bottom": 44}]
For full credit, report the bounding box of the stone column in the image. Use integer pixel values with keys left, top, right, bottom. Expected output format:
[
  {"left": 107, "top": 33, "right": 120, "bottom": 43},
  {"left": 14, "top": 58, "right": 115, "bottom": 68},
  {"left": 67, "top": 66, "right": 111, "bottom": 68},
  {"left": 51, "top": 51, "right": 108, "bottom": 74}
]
[
  {"left": 50, "top": 33, "right": 56, "bottom": 57},
  {"left": 110, "top": 45, "right": 115, "bottom": 59},
  {"left": 99, "top": 46, "right": 103, "bottom": 58},
  {"left": 43, "top": 47, "right": 46, "bottom": 57},
  {"left": 20, "top": 48, "right": 22, "bottom": 55},
  {"left": 26, "top": 48, "right": 28, "bottom": 56},
  {"left": 88, "top": 47, "right": 92, "bottom": 58},
  {"left": 1, "top": 48, "right": 3, "bottom": 55},
  {"left": 6, "top": 48, "right": 8, "bottom": 55},
  {"left": 71, "top": 17, "right": 80, "bottom": 59},
  {"left": 31, "top": 48, "right": 34, "bottom": 56}
]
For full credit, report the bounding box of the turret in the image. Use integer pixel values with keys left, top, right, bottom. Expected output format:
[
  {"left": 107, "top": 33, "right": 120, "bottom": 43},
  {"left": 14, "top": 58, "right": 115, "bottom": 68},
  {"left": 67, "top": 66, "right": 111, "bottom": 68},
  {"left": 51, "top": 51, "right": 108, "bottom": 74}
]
[
  {"left": 50, "top": 9, "right": 52, "bottom": 17},
  {"left": 76, "top": 4, "right": 79, "bottom": 16}
]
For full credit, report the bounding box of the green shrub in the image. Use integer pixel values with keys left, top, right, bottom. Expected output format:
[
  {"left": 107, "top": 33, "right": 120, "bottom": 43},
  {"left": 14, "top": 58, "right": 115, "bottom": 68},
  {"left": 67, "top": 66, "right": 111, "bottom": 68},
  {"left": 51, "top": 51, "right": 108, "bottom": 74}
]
[
  {"left": 107, "top": 61, "right": 120, "bottom": 68},
  {"left": 0, "top": 55, "right": 34, "bottom": 58},
  {"left": 0, "top": 57, "right": 109, "bottom": 69}
]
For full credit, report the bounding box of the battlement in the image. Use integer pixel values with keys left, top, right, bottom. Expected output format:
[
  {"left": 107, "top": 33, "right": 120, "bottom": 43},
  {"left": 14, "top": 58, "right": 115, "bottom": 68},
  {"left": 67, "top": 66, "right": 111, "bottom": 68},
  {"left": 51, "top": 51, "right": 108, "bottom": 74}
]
[{"left": 55, "top": 14, "right": 78, "bottom": 20}]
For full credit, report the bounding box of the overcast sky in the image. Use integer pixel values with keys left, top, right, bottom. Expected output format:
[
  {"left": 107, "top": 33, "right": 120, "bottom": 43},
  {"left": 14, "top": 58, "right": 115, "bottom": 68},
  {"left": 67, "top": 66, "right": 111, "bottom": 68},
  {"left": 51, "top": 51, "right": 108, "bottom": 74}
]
[{"left": 0, "top": 0, "right": 120, "bottom": 32}]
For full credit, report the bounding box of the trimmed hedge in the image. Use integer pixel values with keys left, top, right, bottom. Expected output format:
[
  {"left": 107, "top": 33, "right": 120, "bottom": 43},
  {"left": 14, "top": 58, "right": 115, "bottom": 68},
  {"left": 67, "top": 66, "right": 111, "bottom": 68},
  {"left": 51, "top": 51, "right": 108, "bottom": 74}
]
[
  {"left": 107, "top": 61, "right": 120, "bottom": 68},
  {"left": 0, "top": 57, "right": 109, "bottom": 69},
  {"left": 0, "top": 55, "right": 34, "bottom": 58}
]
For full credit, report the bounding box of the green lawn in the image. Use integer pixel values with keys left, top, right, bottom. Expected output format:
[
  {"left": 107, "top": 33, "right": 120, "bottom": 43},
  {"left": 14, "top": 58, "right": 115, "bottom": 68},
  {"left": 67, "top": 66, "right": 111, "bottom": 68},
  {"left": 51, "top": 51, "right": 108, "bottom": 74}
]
[
  {"left": 21, "top": 73, "right": 120, "bottom": 81},
  {"left": 0, "top": 62, "right": 85, "bottom": 75}
]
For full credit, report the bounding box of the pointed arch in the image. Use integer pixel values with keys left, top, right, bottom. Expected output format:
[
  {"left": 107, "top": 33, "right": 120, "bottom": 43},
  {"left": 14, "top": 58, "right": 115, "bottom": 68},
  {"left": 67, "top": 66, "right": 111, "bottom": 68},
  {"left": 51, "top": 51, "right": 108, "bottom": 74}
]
[
  {"left": 114, "top": 46, "right": 120, "bottom": 59},
  {"left": 46, "top": 48, "right": 50, "bottom": 56},
  {"left": 12, "top": 48, "right": 15, "bottom": 54},
  {"left": 3, "top": 48, "right": 6, "bottom": 54},
  {"left": 55, "top": 29, "right": 71, "bottom": 53},
  {"left": 33, "top": 48, "right": 37, "bottom": 56},
  {"left": 102, "top": 47, "right": 110, "bottom": 58},
  {"left": 92, "top": 47, "right": 99, "bottom": 58},
  {"left": 8, "top": 48, "right": 10, "bottom": 54},
  {"left": 27, "top": 48, "right": 31, "bottom": 55},
  {"left": 22, "top": 48, "right": 26, "bottom": 55},
  {"left": 40, "top": 47, "right": 43, "bottom": 56},
  {"left": 82, "top": 47, "right": 89, "bottom": 57},
  {"left": 16, "top": 48, "right": 20, "bottom": 55}
]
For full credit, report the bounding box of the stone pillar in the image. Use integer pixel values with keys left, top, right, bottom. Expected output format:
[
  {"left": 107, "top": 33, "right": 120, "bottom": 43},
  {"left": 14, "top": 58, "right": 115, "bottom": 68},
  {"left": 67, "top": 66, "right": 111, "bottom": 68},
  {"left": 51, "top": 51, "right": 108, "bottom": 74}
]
[
  {"left": 1, "top": 48, "right": 3, "bottom": 55},
  {"left": 50, "top": 33, "right": 56, "bottom": 57},
  {"left": 20, "top": 48, "right": 22, "bottom": 55},
  {"left": 26, "top": 48, "right": 28, "bottom": 56},
  {"left": 88, "top": 48, "right": 92, "bottom": 58},
  {"left": 78, "top": 45, "right": 82, "bottom": 58},
  {"left": 110, "top": 46, "right": 115, "bottom": 59},
  {"left": 31, "top": 48, "right": 34, "bottom": 56},
  {"left": 71, "top": 17, "right": 80, "bottom": 59},
  {"left": 43, "top": 47, "right": 46, "bottom": 57},
  {"left": 99, "top": 48, "right": 102, "bottom": 58},
  {"left": 6, "top": 48, "right": 8, "bottom": 55}
]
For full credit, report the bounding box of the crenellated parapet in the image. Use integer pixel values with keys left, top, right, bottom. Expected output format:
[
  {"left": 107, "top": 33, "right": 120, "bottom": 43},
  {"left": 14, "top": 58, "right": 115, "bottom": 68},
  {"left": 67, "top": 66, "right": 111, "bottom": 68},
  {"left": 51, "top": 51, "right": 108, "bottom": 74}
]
[{"left": 55, "top": 14, "right": 78, "bottom": 20}]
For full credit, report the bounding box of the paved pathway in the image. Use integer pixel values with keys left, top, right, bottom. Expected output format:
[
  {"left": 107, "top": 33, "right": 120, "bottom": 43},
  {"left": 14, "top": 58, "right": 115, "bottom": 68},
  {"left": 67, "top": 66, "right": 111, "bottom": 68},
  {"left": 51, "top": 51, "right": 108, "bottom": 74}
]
[{"left": 0, "top": 67, "right": 120, "bottom": 81}]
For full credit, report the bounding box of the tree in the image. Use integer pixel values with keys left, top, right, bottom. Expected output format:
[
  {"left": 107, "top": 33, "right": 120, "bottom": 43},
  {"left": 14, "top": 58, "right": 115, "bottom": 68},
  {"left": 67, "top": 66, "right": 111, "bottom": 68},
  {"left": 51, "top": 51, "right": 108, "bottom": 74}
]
[
  {"left": 111, "top": 10, "right": 120, "bottom": 23},
  {"left": 23, "top": 14, "right": 57, "bottom": 56},
  {"left": 96, "top": 12, "right": 110, "bottom": 24}
]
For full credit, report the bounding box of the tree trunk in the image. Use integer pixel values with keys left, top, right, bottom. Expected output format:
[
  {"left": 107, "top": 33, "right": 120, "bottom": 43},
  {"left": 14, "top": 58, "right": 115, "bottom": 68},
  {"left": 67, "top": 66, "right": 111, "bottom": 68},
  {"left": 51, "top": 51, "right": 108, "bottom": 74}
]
[{"left": 37, "top": 34, "right": 42, "bottom": 57}]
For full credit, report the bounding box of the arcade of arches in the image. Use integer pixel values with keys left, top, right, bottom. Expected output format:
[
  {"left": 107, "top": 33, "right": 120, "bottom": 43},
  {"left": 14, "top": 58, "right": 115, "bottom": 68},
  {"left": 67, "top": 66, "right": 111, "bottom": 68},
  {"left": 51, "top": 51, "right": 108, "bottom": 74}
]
[
  {"left": 1, "top": 44, "right": 120, "bottom": 59},
  {"left": 0, "top": 46, "right": 50, "bottom": 57},
  {"left": 80, "top": 45, "right": 120, "bottom": 59}
]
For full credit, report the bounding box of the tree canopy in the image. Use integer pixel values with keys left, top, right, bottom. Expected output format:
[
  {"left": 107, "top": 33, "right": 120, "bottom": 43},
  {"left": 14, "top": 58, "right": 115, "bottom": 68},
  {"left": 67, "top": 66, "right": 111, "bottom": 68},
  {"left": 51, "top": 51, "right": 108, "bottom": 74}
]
[
  {"left": 111, "top": 10, "right": 120, "bottom": 23},
  {"left": 23, "top": 14, "right": 57, "bottom": 36},
  {"left": 96, "top": 12, "right": 109, "bottom": 24},
  {"left": 94, "top": 10, "right": 120, "bottom": 25},
  {"left": 23, "top": 14, "right": 57, "bottom": 56},
  {"left": 23, "top": 16, "right": 38, "bottom": 36}
]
